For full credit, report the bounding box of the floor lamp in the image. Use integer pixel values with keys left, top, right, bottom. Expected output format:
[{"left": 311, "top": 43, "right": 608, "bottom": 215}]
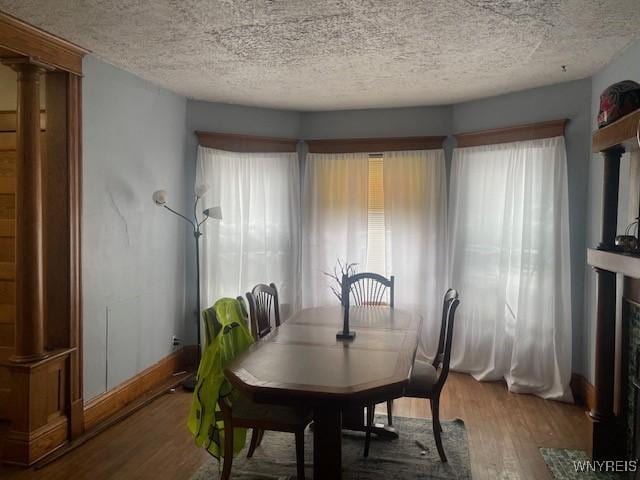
[{"left": 153, "top": 186, "right": 222, "bottom": 391}]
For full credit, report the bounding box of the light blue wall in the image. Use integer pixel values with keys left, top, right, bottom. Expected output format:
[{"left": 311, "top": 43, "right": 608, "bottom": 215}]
[
  {"left": 82, "top": 56, "right": 190, "bottom": 401},
  {"left": 585, "top": 39, "right": 640, "bottom": 383},
  {"left": 452, "top": 79, "right": 593, "bottom": 378},
  {"left": 299, "top": 106, "right": 452, "bottom": 139},
  {"left": 187, "top": 100, "right": 301, "bottom": 138}
]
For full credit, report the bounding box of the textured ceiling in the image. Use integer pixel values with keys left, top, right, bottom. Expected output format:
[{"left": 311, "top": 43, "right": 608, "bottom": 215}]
[{"left": 1, "top": 0, "right": 639, "bottom": 111}]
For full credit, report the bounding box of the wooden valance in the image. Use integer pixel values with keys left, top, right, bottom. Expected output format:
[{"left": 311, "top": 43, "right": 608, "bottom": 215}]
[
  {"left": 454, "top": 119, "right": 567, "bottom": 148},
  {"left": 196, "top": 131, "right": 298, "bottom": 153},
  {"left": 306, "top": 136, "right": 446, "bottom": 153}
]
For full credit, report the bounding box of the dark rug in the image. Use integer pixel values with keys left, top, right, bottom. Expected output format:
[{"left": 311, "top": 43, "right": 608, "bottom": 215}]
[
  {"left": 540, "top": 448, "right": 623, "bottom": 480},
  {"left": 191, "top": 415, "right": 470, "bottom": 479}
]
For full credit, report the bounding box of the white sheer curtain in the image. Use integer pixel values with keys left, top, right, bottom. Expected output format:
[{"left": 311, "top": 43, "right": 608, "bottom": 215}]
[
  {"left": 383, "top": 150, "right": 448, "bottom": 361},
  {"left": 196, "top": 146, "right": 300, "bottom": 318},
  {"left": 301, "top": 152, "right": 369, "bottom": 307},
  {"left": 449, "top": 136, "right": 572, "bottom": 401}
]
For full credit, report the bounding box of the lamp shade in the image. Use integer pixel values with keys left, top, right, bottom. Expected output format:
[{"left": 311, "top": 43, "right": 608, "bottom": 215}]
[
  {"left": 203, "top": 206, "right": 222, "bottom": 220},
  {"left": 195, "top": 184, "right": 209, "bottom": 198},
  {"left": 152, "top": 190, "right": 168, "bottom": 205}
]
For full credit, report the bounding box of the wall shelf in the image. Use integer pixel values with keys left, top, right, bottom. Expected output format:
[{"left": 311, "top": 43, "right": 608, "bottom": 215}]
[
  {"left": 587, "top": 248, "right": 640, "bottom": 279},
  {"left": 592, "top": 108, "right": 640, "bottom": 153}
]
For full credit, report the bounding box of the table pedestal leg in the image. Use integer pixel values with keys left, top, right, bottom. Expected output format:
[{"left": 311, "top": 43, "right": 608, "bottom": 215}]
[{"left": 313, "top": 407, "right": 342, "bottom": 479}]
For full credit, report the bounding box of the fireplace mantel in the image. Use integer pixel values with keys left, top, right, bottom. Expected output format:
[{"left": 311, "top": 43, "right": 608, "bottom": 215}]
[
  {"left": 588, "top": 107, "right": 640, "bottom": 461},
  {"left": 588, "top": 249, "right": 640, "bottom": 279}
]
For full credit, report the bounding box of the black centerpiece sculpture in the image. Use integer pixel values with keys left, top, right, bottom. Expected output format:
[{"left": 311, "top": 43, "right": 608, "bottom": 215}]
[{"left": 336, "top": 273, "right": 356, "bottom": 341}]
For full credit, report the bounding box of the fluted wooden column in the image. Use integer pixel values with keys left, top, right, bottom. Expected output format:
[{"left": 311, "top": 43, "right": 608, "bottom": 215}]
[{"left": 3, "top": 58, "right": 47, "bottom": 363}]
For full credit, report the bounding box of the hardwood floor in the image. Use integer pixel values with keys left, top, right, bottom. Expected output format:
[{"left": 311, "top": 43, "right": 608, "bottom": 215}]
[{"left": 0, "top": 372, "right": 590, "bottom": 479}]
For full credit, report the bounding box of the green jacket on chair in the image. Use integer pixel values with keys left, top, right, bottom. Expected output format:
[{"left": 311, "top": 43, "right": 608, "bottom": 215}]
[{"left": 187, "top": 297, "right": 254, "bottom": 459}]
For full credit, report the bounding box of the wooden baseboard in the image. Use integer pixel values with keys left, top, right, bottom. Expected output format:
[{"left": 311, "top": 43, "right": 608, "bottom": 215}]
[
  {"left": 83, "top": 346, "right": 196, "bottom": 431},
  {"left": 35, "top": 371, "right": 191, "bottom": 469},
  {"left": 571, "top": 373, "right": 595, "bottom": 411}
]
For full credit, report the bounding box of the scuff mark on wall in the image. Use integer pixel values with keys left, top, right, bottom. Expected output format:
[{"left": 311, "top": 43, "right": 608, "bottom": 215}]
[{"left": 107, "top": 189, "right": 132, "bottom": 246}]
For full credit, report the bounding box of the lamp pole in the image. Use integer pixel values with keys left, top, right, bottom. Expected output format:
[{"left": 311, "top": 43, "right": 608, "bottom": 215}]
[{"left": 153, "top": 188, "right": 222, "bottom": 391}]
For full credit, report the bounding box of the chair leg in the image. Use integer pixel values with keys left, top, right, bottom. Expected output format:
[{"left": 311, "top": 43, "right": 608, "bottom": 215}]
[
  {"left": 386, "top": 399, "right": 393, "bottom": 426},
  {"left": 221, "top": 420, "right": 234, "bottom": 480},
  {"left": 364, "top": 404, "right": 374, "bottom": 458},
  {"left": 247, "top": 428, "right": 260, "bottom": 458},
  {"left": 256, "top": 428, "right": 265, "bottom": 447},
  {"left": 431, "top": 397, "right": 447, "bottom": 462},
  {"left": 295, "top": 429, "right": 305, "bottom": 480},
  {"left": 430, "top": 398, "right": 443, "bottom": 433}
]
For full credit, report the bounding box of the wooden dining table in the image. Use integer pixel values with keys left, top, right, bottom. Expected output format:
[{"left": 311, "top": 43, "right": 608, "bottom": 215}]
[{"left": 224, "top": 305, "right": 422, "bottom": 479}]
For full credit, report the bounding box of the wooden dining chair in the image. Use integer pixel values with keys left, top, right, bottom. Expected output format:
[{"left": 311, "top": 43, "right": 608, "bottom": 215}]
[
  {"left": 245, "top": 285, "right": 283, "bottom": 466},
  {"left": 236, "top": 295, "right": 250, "bottom": 327},
  {"left": 218, "top": 393, "right": 311, "bottom": 480},
  {"left": 364, "top": 289, "right": 460, "bottom": 461},
  {"left": 246, "top": 282, "right": 281, "bottom": 340},
  {"left": 344, "top": 272, "right": 394, "bottom": 308},
  {"left": 209, "top": 297, "right": 310, "bottom": 480},
  {"left": 344, "top": 272, "right": 396, "bottom": 427}
]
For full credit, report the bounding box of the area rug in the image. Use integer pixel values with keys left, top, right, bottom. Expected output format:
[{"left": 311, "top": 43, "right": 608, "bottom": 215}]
[
  {"left": 191, "top": 415, "right": 470, "bottom": 479},
  {"left": 540, "top": 448, "right": 623, "bottom": 480}
]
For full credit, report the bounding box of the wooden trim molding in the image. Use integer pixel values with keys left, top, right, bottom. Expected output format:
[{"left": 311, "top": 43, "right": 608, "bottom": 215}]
[
  {"left": 66, "top": 72, "right": 84, "bottom": 440},
  {"left": 0, "top": 11, "right": 88, "bottom": 75},
  {"left": 571, "top": 373, "right": 595, "bottom": 411},
  {"left": 83, "top": 346, "right": 196, "bottom": 431},
  {"left": 306, "top": 136, "right": 446, "bottom": 153},
  {"left": 592, "top": 108, "right": 640, "bottom": 153},
  {"left": 196, "top": 131, "right": 298, "bottom": 153},
  {"left": 0, "top": 16, "right": 87, "bottom": 466},
  {"left": 454, "top": 119, "right": 568, "bottom": 148}
]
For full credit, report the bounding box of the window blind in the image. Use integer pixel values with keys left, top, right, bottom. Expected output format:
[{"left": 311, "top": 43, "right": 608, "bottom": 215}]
[{"left": 366, "top": 155, "right": 386, "bottom": 275}]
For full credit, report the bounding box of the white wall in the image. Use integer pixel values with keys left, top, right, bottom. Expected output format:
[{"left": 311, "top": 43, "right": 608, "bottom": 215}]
[{"left": 82, "top": 56, "right": 190, "bottom": 401}]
